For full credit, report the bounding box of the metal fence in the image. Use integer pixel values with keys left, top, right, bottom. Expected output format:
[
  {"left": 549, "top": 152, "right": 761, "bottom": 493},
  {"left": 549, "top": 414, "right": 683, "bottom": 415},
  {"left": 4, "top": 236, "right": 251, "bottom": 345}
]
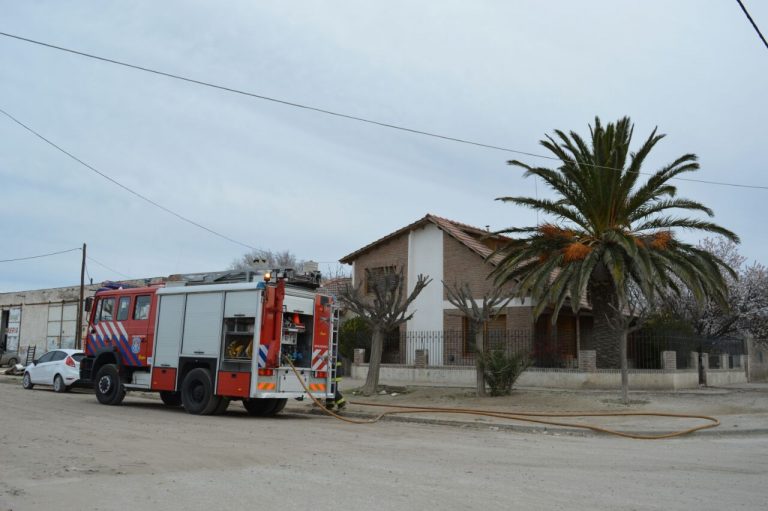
[{"left": 378, "top": 329, "right": 747, "bottom": 370}]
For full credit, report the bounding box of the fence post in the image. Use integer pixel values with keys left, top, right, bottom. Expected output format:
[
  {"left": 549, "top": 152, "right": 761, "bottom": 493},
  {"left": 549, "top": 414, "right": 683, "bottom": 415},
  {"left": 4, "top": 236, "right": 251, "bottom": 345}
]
[
  {"left": 720, "top": 353, "right": 729, "bottom": 370},
  {"left": 578, "top": 350, "right": 597, "bottom": 372},
  {"left": 661, "top": 351, "right": 677, "bottom": 371},
  {"left": 689, "top": 351, "right": 699, "bottom": 371},
  {"left": 353, "top": 349, "right": 366, "bottom": 365}
]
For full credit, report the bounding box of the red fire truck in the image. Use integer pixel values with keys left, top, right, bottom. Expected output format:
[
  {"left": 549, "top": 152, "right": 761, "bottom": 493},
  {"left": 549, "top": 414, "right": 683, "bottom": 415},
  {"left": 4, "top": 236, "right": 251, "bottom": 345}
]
[{"left": 79, "top": 270, "right": 337, "bottom": 416}]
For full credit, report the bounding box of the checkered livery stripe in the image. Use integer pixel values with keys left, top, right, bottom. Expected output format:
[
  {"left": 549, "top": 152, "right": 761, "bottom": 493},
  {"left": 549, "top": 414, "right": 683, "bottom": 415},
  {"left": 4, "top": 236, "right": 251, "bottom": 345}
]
[{"left": 87, "top": 321, "right": 142, "bottom": 367}]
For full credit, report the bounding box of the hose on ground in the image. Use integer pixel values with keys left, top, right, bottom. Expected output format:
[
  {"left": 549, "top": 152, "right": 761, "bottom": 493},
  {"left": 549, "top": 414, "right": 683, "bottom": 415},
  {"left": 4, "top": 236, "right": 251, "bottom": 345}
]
[{"left": 283, "top": 357, "right": 719, "bottom": 440}]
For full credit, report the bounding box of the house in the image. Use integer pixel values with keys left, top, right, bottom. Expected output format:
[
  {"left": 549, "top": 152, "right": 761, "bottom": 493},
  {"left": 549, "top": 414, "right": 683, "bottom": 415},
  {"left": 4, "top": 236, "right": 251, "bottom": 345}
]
[{"left": 339, "top": 214, "right": 594, "bottom": 368}]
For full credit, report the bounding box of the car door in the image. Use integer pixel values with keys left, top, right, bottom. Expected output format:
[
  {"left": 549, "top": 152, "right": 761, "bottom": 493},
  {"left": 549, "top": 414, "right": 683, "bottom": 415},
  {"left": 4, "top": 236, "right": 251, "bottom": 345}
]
[
  {"left": 29, "top": 351, "right": 55, "bottom": 383},
  {"left": 46, "top": 351, "right": 68, "bottom": 383}
]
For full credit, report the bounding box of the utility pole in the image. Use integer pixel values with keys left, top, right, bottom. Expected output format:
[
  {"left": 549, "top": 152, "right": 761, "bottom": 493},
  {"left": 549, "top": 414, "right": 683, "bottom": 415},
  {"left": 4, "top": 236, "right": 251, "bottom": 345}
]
[{"left": 76, "top": 243, "right": 86, "bottom": 350}]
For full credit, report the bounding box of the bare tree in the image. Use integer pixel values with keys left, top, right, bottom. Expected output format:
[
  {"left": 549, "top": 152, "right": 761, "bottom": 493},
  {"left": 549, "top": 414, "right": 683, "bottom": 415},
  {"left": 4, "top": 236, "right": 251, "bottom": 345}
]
[
  {"left": 443, "top": 281, "right": 511, "bottom": 396},
  {"left": 339, "top": 268, "right": 431, "bottom": 395},
  {"left": 230, "top": 249, "right": 303, "bottom": 271}
]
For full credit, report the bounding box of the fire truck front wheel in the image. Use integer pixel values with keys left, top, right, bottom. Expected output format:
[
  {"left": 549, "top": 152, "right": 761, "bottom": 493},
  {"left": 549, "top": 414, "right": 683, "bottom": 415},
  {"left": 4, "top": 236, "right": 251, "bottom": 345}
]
[
  {"left": 94, "top": 364, "right": 126, "bottom": 406},
  {"left": 180, "top": 368, "right": 222, "bottom": 415}
]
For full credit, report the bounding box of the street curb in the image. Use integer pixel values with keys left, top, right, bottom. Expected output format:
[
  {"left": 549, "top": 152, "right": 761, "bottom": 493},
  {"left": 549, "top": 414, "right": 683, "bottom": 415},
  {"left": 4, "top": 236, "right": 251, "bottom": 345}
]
[{"left": 287, "top": 406, "right": 768, "bottom": 438}]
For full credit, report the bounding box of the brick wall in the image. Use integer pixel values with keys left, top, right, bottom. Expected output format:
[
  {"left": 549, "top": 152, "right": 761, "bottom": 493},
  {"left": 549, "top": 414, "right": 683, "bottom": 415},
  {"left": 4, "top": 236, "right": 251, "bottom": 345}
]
[
  {"left": 351, "top": 233, "right": 409, "bottom": 295},
  {"left": 443, "top": 234, "right": 506, "bottom": 298}
]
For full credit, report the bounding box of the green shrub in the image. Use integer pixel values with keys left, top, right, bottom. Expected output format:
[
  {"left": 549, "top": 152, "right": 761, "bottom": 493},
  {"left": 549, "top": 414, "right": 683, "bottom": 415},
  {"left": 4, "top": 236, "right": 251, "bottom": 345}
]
[
  {"left": 481, "top": 349, "right": 531, "bottom": 396},
  {"left": 339, "top": 316, "right": 372, "bottom": 362}
]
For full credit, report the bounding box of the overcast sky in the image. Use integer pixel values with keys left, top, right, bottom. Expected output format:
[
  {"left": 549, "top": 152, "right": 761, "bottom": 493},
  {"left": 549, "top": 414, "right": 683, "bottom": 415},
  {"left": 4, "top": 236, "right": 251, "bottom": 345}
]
[{"left": 1, "top": 1, "right": 766, "bottom": 292}]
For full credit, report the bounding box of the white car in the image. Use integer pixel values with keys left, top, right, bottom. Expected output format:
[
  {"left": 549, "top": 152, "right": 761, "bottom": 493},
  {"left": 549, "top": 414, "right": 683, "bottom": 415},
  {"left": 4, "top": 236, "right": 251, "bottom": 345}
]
[{"left": 22, "top": 349, "right": 84, "bottom": 393}]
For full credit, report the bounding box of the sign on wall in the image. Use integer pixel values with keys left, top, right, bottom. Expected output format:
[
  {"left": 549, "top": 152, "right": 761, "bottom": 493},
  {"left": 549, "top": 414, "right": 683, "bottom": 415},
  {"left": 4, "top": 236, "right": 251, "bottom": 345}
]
[{"left": 6, "top": 306, "right": 21, "bottom": 351}]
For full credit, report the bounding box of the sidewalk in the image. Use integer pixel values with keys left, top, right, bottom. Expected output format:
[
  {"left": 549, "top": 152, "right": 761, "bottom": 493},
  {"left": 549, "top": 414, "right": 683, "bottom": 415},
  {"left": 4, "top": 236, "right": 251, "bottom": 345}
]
[{"left": 284, "top": 377, "right": 768, "bottom": 437}]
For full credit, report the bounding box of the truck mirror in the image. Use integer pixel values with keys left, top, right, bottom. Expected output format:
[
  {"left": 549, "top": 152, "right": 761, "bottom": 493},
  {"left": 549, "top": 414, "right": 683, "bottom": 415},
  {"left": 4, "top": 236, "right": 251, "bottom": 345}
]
[{"left": 84, "top": 297, "right": 93, "bottom": 312}]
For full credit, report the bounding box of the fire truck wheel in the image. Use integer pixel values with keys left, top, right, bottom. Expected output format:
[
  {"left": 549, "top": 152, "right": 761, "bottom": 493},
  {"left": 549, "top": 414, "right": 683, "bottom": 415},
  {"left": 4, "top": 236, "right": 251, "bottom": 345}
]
[
  {"left": 94, "top": 364, "right": 126, "bottom": 405},
  {"left": 272, "top": 398, "right": 288, "bottom": 415},
  {"left": 243, "top": 398, "right": 279, "bottom": 417},
  {"left": 159, "top": 391, "right": 182, "bottom": 406},
  {"left": 181, "top": 368, "right": 221, "bottom": 415},
  {"left": 213, "top": 397, "right": 230, "bottom": 415}
]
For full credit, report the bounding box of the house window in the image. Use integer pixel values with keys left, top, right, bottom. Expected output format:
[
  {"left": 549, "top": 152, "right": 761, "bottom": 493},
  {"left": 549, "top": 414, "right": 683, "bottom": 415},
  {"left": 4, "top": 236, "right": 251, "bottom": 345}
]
[{"left": 365, "top": 266, "right": 396, "bottom": 294}]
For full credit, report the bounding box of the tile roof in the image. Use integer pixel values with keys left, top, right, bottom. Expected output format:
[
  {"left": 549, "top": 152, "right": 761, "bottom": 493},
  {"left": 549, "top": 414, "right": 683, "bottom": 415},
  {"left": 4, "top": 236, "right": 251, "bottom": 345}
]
[{"left": 339, "top": 214, "right": 509, "bottom": 265}]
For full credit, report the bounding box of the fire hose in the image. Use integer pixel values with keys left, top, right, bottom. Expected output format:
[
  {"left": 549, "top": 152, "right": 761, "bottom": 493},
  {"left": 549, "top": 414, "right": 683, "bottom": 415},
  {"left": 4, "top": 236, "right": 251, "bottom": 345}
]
[{"left": 283, "top": 356, "right": 719, "bottom": 439}]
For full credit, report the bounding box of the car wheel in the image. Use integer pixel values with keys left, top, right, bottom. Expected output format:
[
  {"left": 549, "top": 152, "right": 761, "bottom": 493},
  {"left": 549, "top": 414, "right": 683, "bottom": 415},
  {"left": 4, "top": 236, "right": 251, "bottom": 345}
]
[
  {"left": 22, "top": 372, "right": 34, "bottom": 390},
  {"left": 7, "top": 358, "right": 18, "bottom": 367},
  {"left": 53, "top": 374, "right": 67, "bottom": 393},
  {"left": 159, "top": 391, "right": 182, "bottom": 406},
  {"left": 180, "top": 368, "right": 221, "bottom": 415},
  {"left": 94, "top": 364, "right": 126, "bottom": 405},
  {"left": 243, "top": 398, "right": 280, "bottom": 417}
]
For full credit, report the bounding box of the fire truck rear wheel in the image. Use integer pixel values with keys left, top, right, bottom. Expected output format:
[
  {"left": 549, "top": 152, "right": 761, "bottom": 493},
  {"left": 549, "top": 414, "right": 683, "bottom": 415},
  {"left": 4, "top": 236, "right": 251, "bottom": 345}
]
[
  {"left": 213, "top": 397, "right": 230, "bottom": 415},
  {"left": 94, "top": 364, "right": 126, "bottom": 405},
  {"left": 243, "top": 398, "right": 284, "bottom": 417},
  {"left": 159, "top": 391, "right": 182, "bottom": 406},
  {"left": 181, "top": 368, "right": 221, "bottom": 415}
]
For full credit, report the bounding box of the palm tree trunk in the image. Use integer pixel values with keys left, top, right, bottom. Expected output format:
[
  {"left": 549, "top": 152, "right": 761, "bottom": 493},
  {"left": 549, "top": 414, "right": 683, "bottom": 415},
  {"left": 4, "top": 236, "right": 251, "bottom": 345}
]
[
  {"left": 588, "top": 265, "right": 622, "bottom": 368},
  {"left": 475, "top": 330, "right": 486, "bottom": 397},
  {"left": 362, "top": 327, "right": 384, "bottom": 395},
  {"left": 620, "top": 331, "right": 629, "bottom": 405}
]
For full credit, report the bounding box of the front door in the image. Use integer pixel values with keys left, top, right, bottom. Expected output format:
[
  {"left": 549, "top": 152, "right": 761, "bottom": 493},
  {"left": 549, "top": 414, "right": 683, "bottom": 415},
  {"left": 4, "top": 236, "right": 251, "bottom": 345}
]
[{"left": 116, "top": 294, "right": 153, "bottom": 367}]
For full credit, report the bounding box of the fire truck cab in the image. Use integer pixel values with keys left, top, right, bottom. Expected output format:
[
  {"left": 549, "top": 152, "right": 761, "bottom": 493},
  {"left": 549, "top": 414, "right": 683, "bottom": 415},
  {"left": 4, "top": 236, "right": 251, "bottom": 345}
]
[{"left": 79, "top": 270, "right": 337, "bottom": 416}]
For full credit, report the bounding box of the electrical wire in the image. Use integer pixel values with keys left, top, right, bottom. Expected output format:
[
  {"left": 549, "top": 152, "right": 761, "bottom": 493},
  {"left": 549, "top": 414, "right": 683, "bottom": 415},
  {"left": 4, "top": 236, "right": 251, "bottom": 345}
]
[
  {"left": 86, "top": 255, "right": 131, "bottom": 279},
  {"left": 1, "top": 31, "right": 766, "bottom": 191},
  {"left": 0, "top": 247, "right": 80, "bottom": 263},
  {"left": 736, "top": 0, "right": 768, "bottom": 50},
  {"left": 0, "top": 106, "right": 255, "bottom": 250}
]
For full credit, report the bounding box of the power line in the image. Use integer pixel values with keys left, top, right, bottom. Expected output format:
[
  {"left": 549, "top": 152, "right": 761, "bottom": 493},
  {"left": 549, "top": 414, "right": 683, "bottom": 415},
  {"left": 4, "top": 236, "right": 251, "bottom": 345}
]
[
  {"left": 1, "top": 31, "right": 766, "bottom": 191},
  {"left": 0, "top": 107, "right": 256, "bottom": 250},
  {"left": 86, "top": 256, "right": 131, "bottom": 279},
  {"left": 736, "top": 0, "right": 768, "bottom": 50},
  {"left": 0, "top": 247, "right": 80, "bottom": 263}
]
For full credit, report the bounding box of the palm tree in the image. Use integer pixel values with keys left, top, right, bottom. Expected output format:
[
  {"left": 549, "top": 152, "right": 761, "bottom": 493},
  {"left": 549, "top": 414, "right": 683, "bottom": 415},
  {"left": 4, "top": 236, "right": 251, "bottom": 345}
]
[{"left": 491, "top": 117, "right": 738, "bottom": 368}]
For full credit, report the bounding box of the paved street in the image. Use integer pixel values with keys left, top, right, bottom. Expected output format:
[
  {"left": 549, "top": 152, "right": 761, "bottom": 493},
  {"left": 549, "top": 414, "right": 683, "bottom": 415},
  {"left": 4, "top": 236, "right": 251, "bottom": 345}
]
[{"left": 1, "top": 379, "right": 766, "bottom": 511}]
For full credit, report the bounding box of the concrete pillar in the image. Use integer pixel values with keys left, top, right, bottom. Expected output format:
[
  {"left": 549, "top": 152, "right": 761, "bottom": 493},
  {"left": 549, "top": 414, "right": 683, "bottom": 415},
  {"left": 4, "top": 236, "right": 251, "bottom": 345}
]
[
  {"left": 661, "top": 351, "right": 677, "bottom": 371},
  {"left": 689, "top": 352, "right": 699, "bottom": 370},
  {"left": 353, "top": 348, "right": 366, "bottom": 365},
  {"left": 414, "top": 349, "right": 428, "bottom": 368},
  {"left": 720, "top": 353, "right": 730, "bottom": 370},
  {"left": 739, "top": 354, "right": 748, "bottom": 372},
  {"left": 578, "top": 350, "right": 597, "bottom": 372}
]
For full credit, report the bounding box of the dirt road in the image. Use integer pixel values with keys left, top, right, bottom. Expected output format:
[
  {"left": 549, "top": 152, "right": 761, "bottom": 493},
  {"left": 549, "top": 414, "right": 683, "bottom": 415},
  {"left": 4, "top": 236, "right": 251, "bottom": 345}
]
[{"left": 1, "top": 380, "right": 766, "bottom": 510}]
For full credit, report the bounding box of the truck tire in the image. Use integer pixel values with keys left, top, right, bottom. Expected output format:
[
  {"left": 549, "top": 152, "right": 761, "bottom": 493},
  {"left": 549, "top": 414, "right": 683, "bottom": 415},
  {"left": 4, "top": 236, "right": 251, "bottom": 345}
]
[
  {"left": 94, "top": 364, "right": 126, "bottom": 405},
  {"left": 243, "top": 398, "right": 283, "bottom": 417},
  {"left": 272, "top": 398, "right": 288, "bottom": 415},
  {"left": 53, "top": 374, "right": 67, "bottom": 393},
  {"left": 159, "top": 391, "right": 182, "bottom": 406},
  {"left": 213, "top": 397, "right": 230, "bottom": 415},
  {"left": 181, "top": 368, "right": 221, "bottom": 415}
]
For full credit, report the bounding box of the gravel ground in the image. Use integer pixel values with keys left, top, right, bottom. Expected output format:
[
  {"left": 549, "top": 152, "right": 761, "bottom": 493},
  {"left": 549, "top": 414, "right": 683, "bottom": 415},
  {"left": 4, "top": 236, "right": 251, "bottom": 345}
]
[{"left": 1, "top": 379, "right": 767, "bottom": 511}]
